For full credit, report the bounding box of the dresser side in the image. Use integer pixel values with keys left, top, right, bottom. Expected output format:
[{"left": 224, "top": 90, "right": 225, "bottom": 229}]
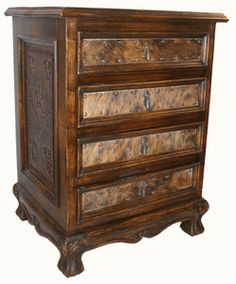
[{"left": 10, "top": 15, "right": 69, "bottom": 231}]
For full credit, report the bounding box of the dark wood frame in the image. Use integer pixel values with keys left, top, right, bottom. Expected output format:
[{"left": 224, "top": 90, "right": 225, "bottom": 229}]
[{"left": 5, "top": 7, "right": 228, "bottom": 277}]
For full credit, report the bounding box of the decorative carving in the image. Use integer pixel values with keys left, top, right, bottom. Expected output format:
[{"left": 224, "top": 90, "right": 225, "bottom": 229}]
[
  {"left": 8, "top": 7, "right": 224, "bottom": 279},
  {"left": 13, "top": 183, "right": 86, "bottom": 277},
  {"left": 13, "top": 185, "right": 28, "bottom": 221},
  {"left": 34, "top": 84, "right": 44, "bottom": 108},
  {"left": 44, "top": 59, "right": 53, "bottom": 80},
  {"left": 81, "top": 37, "right": 207, "bottom": 67},
  {"left": 197, "top": 200, "right": 209, "bottom": 215},
  {"left": 81, "top": 127, "right": 201, "bottom": 168},
  {"left": 15, "top": 204, "right": 28, "bottom": 221},
  {"left": 22, "top": 38, "right": 57, "bottom": 204},
  {"left": 58, "top": 240, "right": 85, "bottom": 277},
  {"left": 26, "top": 55, "right": 35, "bottom": 74},
  {"left": 81, "top": 168, "right": 195, "bottom": 213},
  {"left": 28, "top": 84, "right": 52, "bottom": 129},
  {"left": 180, "top": 199, "right": 209, "bottom": 236},
  {"left": 13, "top": 182, "right": 209, "bottom": 277},
  {"left": 81, "top": 82, "right": 203, "bottom": 119},
  {"left": 43, "top": 146, "right": 53, "bottom": 175}
]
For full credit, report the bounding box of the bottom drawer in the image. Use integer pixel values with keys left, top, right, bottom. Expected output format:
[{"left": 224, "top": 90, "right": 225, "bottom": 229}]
[{"left": 77, "top": 165, "right": 200, "bottom": 221}]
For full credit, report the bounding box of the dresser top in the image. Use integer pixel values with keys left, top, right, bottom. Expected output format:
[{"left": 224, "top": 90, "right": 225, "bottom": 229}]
[{"left": 5, "top": 7, "right": 228, "bottom": 22}]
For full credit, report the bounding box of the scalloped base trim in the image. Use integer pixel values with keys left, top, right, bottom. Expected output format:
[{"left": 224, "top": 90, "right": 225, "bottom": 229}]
[{"left": 13, "top": 182, "right": 209, "bottom": 277}]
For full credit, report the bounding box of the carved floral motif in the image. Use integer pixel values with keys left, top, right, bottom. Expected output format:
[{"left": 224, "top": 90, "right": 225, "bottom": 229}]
[
  {"left": 24, "top": 41, "right": 54, "bottom": 189},
  {"left": 13, "top": 182, "right": 209, "bottom": 277},
  {"left": 27, "top": 84, "right": 52, "bottom": 129},
  {"left": 44, "top": 59, "right": 53, "bottom": 80},
  {"left": 43, "top": 146, "right": 53, "bottom": 175}
]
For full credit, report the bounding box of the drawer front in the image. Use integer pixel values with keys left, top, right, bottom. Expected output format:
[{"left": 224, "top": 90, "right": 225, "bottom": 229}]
[
  {"left": 81, "top": 81, "right": 204, "bottom": 121},
  {"left": 78, "top": 126, "right": 202, "bottom": 170},
  {"left": 80, "top": 36, "right": 208, "bottom": 69},
  {"left": 80, "top": 166, "right": 198, "bottom": 214}
]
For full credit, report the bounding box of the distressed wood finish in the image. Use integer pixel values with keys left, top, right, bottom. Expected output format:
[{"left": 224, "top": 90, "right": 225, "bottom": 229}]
[
  {"left": 6, "top": 6, "right": 228, "bottom": 278},
  {"left": 80, "top": 127, "right": 201, "bottom": 168},
  {"left": 82, "top": 82, "right": 204, "bottom": 119},
  {"left": 20, "top": 36, "right": 58, "bottom": 205},
  {"left": 13, "top": 183, "right": 209, "bottom": 277},
  {"left": 24, "top": 41, "right": 54, "bottom": 175},
  {"left": 81, "top": 37, "right": 208, "bottom": 68},
  {"left": 81, "top": 167, "right": 196, "bottom": 214}
]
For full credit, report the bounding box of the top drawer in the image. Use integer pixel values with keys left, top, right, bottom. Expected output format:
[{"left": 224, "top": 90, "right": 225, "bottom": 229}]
[{"left": 78, "top": 33, "right": 209, "bottom": 73}]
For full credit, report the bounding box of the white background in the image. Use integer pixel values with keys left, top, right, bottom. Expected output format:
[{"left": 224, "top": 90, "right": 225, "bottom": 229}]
[{"left": 0, "top": 1, "right": 235, "bottom": 283}]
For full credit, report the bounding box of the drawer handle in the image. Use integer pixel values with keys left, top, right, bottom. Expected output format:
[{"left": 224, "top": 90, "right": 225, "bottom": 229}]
[
  {"left": 143, "top": 90, "right": 151, "bottom": 110},
  {"left": 137, "top": 180, "right": 148, "bottom": 198},
  {"left": 140, "top": 136, "right": 148, "bottom": 155},
  {"left": 144, "top": 45, "right": 151, "bottom": 61}
]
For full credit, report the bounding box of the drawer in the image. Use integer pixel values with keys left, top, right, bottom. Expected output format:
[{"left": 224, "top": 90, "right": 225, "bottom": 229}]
[
  {"left": 77, "top": 125, "right": 202, "bottom": 175},
  {"left": 78, "top": 165, "right": 199, "bottom": 219},
  {"left": 79, "top": 33, "right": 209, "bottom": 72},
  {"left": 79, "top": 80, "right": 205, "bottom": 123}
]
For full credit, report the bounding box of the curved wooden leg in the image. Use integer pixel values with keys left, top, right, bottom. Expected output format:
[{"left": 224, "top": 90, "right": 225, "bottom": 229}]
[
  {"left": 58, "top": 240, "right": 85, "bottom": 277},
  {"left": 13, "top": 183, "right": 28, "bottom": 221},
  {"left": 180, "top": 217, "right": 204, "bottom": 236},
  {"left": 180, "top": 198, "right": 209, "bottom": 236},
  {"left": 12, "top": 183, "right": 86, "bottom": 277}
]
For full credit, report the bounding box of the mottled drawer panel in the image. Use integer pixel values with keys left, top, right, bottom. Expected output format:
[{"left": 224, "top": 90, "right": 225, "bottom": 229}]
[
  {"left": 82, "top": 82, "right": 203, "bottom": 119},
  {"left": 81, "top": 167, "right": 196, "bottom": 213},
  {"left": 80, "top": 127, "right": 201, "bottom": 168},
  {"left": 81, "top": 37, "right": 207, "bottom": 67}
]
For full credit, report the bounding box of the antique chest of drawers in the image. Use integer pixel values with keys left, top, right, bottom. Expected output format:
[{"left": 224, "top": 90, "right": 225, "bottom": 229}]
[{"left": 6, "top": 7, "right": 228, "bottom": 277}]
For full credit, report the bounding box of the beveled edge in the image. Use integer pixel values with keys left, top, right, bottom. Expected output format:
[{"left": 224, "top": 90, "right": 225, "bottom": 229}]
[
  {"left": 5, "top": 7, "right": 229, "bottom": 22},
  {"left": 5, "top": 7, "right": 64, "bottom": 17}
]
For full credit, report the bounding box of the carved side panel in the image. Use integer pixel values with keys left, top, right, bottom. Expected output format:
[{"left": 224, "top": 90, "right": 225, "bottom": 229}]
[
  {"left": 81, "top": 167, "right": 196, "bottom": 213},
  {"left": 81, "top": 37, "right": 208, "bottom": 67},
  {"left": 82, "top": 82, "right": 204, "bottom": 119},
  {"left": 20, "top": 37, "right": 58, "bottom": 205},
  {"left": 80, "top": 127, "right": 201, "bottom": 168}
]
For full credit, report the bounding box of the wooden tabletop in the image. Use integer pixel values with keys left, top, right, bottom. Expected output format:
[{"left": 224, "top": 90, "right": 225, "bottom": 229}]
[{"left": 5, "top": 7, "right": 229, "bottom": 22}]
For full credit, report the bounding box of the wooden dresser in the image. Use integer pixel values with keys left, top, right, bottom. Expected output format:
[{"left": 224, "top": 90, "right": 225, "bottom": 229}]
[{"left": 6, "top": 7, "right": 228, "bottom": 277}]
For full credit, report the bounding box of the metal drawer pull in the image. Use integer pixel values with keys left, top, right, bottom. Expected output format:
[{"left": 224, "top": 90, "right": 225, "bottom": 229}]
[
  {"left": 144, "top": 45, "right": 151, "bottom": 61},
  {"left": 140, "top": 142, "right": 147, "bottom": 155},
  {"left": 140, "top": 136, "right": 148, "bottom": 155},
  {"left": 143, "top": 90, "right": 151, "bottom": 110},
  {"left": 137, "top": 180, "right": 148, "bottom": 198}
]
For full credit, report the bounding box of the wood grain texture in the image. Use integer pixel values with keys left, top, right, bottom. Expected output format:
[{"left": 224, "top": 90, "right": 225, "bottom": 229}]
[
  {"left": 5, "top": 7, "right": 229, "bottom": 22},
  {"left": 13, "top": 183, "right": 209, "bottom": 277},
  {"left": 12, "top": 15, "right": 69, "bottom": 229},
  {"left": 81, "top": 168, "right": 195, "bottom": 213},
  {"left": 81, "top": 127, "right": 201, "bottom": 168},
  {"left": 24, "top": 40, "right": 54, "bottom": 181},
  {"left": 81, "top": 37, "right": 207, "bottom": 67},
  {"left": 20, "top": 36, "right": 58, "bottom": 205},
  {"left": 82, "top": 82, "right": 203, "bottom": 119},
  {"left": 6, "top": 7, "right": 227, "bottom": 277}
]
